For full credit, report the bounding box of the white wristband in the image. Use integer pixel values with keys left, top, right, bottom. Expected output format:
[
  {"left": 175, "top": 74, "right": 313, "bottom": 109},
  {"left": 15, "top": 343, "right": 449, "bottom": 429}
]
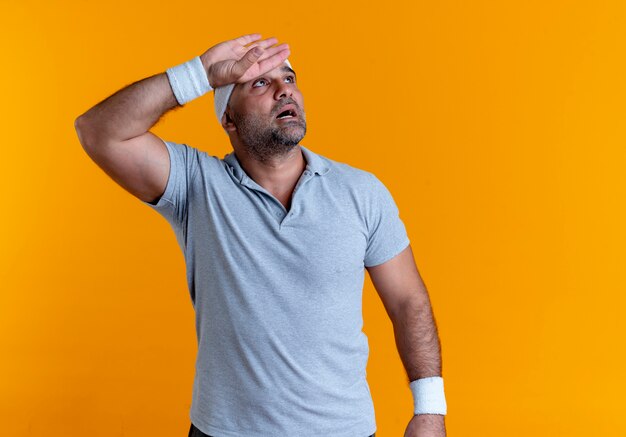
[
  {"left": 409, "top": 376, "right": 447, "bottom": 415},
  {"left": 166, "top": 56, "right": 213, "bottom": 106}
]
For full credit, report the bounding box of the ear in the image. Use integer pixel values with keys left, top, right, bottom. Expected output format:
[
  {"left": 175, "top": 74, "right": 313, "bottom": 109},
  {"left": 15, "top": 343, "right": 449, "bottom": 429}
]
[{"left": 221, "top": 106, "right": 237, "bottom": 133}]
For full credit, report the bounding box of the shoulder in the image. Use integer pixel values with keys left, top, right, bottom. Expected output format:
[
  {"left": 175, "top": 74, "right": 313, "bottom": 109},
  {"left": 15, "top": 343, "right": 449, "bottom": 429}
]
[
  {"left": 320, "top": 154, "right": 394, "bottom": 209},
  {"left": 315, "top": 151, "right": 402, "bottom": 212}
]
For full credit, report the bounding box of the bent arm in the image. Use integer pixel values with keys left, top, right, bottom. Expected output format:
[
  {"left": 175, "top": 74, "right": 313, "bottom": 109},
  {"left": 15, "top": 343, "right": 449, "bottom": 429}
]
[
  {"left": 73, "top": 67, "right": 188, "bottom": 204},
  {"left": 73, "top": 55, "right": 215, "bottom": 204}
]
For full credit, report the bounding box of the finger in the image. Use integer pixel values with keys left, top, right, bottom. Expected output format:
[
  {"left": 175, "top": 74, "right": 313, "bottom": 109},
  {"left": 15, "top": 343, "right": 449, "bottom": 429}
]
[
  {"left": 255, "top": 43, "right": 289, "bottom": 62},
  {"left": 248, "top": 41, "right": 286, "bottom": 61},
  {"left": 234, "top": 33, "right": 262, "bottom": 45},
  {"left": 255, "top": 48, "right": 291, "bottom": 75},
  {"left": 233, "top": 46, "right": 267, "bottom": 76},
  {"left": 233, "top": 37, "right": 277, "bottom": 58},
  {"left": 246, "top": 37, "right": 278, "bottom": 50}
]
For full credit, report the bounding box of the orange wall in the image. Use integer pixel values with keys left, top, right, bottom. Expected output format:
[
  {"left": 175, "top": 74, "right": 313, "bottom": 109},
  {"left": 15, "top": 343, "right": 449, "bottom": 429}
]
[{"left": 1, "top": 0, "right": 625, "bottom": 435}]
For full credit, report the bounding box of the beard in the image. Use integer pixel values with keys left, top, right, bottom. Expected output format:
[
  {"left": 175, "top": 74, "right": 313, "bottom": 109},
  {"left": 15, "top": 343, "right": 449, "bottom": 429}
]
[{"left": 232, "top": 110, "right": 307, "bottom": 164}]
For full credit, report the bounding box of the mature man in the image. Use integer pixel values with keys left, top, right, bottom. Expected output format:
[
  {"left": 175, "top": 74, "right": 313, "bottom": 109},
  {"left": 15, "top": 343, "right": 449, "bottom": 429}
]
[{"left": 74, "top": 33, "right": 447, "bottom": 437}]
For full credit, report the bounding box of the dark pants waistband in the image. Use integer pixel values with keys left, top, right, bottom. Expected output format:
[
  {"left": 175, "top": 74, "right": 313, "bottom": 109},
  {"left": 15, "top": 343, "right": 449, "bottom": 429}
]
[{"left": 189, "top": 422, "right": 375, "bottom": 437}]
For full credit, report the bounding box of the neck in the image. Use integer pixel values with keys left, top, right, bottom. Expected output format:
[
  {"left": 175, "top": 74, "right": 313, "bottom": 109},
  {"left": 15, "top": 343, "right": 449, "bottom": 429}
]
[{"left": 234, "top": 144, "right": 307, "bottom": 195}]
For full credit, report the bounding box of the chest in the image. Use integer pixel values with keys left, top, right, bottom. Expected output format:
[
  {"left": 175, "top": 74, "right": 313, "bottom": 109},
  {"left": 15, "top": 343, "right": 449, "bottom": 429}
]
[{"left": 187, "top": 170, "right": 369, "bottom": 289}]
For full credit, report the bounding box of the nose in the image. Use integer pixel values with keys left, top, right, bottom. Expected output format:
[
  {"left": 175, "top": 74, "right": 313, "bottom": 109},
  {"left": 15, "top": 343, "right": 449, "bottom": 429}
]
[{"left": 274, "top": 80, "right": 293, "bottom": 100}]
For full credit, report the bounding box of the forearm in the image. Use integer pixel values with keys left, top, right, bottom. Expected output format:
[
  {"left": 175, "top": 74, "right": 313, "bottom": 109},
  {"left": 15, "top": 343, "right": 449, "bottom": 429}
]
[
  {"left": 75, "top": 70, "right": 181, "bottom": 145},
  {"left": 391, "top": 295, "right": 443, "bottom": 382}
]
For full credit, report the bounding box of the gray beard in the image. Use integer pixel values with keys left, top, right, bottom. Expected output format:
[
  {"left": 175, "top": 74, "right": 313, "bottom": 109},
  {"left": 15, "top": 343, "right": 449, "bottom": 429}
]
[{"left": 232, "top": 112, "right": 307, "bottom": 164}]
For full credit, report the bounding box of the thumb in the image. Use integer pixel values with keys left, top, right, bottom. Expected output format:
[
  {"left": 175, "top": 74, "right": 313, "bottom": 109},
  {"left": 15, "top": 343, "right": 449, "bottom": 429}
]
[{"left": 235, "top": 46, "right": 263, "bottom": 72}]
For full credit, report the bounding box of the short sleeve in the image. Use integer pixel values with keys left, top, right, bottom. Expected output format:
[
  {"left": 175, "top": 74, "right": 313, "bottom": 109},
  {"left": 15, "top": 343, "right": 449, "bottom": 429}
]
[
  {"left": 140, "top": 138, "right": 198, "bottom": 234},
  {"left": 363, "top": 173, "right": 411, "bottom": 267}
]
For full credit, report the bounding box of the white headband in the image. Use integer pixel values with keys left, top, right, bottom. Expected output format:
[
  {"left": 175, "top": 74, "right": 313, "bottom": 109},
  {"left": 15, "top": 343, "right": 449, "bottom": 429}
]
[{"left": 214, "top": 59, "right": 293, "bottom": 126}]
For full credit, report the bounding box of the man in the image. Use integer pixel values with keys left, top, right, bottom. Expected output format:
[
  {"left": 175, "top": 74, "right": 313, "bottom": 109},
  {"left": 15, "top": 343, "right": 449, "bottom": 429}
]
[{"left": 74, "top": 33, "right": 447, "bottom": 437}]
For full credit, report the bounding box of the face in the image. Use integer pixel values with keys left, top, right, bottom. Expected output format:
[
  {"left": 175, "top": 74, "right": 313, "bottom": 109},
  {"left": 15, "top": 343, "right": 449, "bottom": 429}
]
[{"left": 224, "top": 62, "right": 307, "bottom": 163}]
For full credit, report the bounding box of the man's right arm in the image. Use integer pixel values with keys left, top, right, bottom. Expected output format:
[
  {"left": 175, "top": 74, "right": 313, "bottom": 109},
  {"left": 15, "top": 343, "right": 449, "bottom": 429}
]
[
  {"left": 74, "top": 71, "right": 179, "bottom": 204},
  {"left": 74, "top": 33, "right": 290, "bottom": 205}
]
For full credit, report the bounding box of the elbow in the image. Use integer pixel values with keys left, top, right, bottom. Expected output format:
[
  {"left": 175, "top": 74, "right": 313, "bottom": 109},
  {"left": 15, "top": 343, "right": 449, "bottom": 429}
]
[
  {"left": 74, "top": 116, "right": 86, "bottom": 144},
  {"left": 74, "top": 115, "right": 96, "bottom": 149},
  {"left": 74, "top": 111, "right": 90, "bottom": 131},
  {"left": 74, "top": 115, "right": 83, "bottom": 133},
  {"left": 394, "top": 294, "right": 432, "bottom": 321}
]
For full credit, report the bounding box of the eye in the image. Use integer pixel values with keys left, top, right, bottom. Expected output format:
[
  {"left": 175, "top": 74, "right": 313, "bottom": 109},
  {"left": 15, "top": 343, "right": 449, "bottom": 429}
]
[
  {"left": 252, "top": 78, "right": 268, "bottom": 88},
  {"left": 252, "top": 75, "right": 296, "bottom": 88}
]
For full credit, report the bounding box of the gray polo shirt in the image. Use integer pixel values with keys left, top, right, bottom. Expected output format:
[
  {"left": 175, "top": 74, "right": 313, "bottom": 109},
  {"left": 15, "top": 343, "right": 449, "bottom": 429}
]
[{"left": 141, "top": 139, "right": 410, "bottom": 437}]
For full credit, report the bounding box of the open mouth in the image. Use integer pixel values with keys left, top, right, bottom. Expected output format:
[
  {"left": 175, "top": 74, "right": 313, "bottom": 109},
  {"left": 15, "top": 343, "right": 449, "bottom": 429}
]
[{"left": 276, "top": 108, "right": 297, "bottom": 119}]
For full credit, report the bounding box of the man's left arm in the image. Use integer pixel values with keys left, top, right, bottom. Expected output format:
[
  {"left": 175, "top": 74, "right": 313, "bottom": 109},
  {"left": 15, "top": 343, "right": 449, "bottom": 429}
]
[{"left": 366, "top": 244, "right": 446, "bottom": 437}]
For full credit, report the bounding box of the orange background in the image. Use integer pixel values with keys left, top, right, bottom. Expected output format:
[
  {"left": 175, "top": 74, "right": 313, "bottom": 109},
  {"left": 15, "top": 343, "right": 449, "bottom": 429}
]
[{"left": 2, "top": 0, "right": 625, "bottom": 435}]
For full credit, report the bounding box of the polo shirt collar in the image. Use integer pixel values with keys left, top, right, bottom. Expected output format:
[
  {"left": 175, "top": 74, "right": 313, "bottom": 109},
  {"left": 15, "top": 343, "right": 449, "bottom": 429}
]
[{"left": 224, "top": 145, "right": 330, "bottom": 185}]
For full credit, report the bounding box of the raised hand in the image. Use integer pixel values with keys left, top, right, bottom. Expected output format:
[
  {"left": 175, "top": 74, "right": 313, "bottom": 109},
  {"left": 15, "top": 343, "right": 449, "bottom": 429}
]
[{"left": 199, "top": 33, "right": 290, "bottom": 89}]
